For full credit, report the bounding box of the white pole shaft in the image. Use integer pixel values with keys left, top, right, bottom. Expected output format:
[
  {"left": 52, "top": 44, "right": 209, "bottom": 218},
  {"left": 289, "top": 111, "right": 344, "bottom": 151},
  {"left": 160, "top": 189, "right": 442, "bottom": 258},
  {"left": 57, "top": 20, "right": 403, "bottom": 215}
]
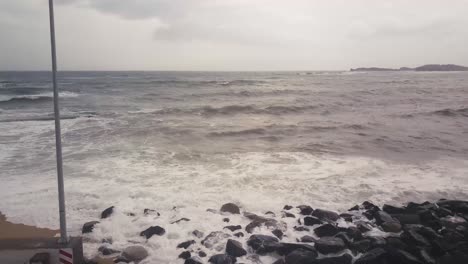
[{"left": 48, "top": 0, "right": 68, "bottom": 243}]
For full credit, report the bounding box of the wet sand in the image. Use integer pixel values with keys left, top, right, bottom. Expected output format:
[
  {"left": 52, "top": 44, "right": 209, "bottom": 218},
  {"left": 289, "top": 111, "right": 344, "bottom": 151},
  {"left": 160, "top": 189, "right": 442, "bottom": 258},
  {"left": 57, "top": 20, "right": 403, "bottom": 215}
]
[{"left": 0, "top": 212, "right": 59, "bottom": 239}]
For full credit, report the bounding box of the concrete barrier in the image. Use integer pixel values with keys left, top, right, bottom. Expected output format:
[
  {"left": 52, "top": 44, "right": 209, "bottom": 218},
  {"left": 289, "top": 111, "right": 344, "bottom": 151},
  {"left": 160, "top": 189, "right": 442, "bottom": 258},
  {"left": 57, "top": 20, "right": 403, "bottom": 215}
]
[{"left": 0, "top": 237, "right": 83, "bottom": 264}]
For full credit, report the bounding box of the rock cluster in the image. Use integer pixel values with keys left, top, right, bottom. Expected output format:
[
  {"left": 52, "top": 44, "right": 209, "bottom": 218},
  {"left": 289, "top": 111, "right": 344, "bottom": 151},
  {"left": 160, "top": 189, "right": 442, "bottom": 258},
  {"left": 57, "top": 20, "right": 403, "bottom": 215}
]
[{"left": 82, "top": 200, "right": 468, "bottom": 264}]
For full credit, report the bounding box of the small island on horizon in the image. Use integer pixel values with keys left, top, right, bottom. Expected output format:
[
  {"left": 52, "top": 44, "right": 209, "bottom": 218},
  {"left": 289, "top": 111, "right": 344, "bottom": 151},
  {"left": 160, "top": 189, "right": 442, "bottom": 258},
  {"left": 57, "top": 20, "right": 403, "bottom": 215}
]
[{"left": 350, "top": 64, "right": 468, "bottom": 72}]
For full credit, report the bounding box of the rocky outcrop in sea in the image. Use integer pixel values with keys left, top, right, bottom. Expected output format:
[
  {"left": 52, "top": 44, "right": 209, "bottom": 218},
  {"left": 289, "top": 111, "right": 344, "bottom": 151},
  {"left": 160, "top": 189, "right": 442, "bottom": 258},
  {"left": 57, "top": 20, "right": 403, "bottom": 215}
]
[{"left": 82, "top": 199, "right": 468, "bottom": 264}]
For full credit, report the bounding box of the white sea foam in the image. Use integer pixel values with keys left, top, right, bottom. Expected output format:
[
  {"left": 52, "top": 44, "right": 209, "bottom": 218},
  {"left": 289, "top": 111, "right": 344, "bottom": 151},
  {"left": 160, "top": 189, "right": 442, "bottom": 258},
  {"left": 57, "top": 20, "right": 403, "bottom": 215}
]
[{"left": 0, "top": 142, "right": 467, "bottom": 262}]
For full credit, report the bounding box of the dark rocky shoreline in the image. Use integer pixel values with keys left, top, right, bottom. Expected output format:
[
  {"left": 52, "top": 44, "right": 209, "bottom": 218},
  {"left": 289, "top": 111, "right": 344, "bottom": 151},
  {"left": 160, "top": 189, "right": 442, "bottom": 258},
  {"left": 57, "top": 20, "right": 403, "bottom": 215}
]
[{"left": 83, "top": 199, "right": 468, "bottom": 264}]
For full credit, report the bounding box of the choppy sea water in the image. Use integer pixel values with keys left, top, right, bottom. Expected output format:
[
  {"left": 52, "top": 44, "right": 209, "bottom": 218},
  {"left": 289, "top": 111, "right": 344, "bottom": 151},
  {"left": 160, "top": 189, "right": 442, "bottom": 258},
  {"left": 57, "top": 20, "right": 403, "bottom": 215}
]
[{"left": 1, "top": 71, "right": 467, "bottom": 261}]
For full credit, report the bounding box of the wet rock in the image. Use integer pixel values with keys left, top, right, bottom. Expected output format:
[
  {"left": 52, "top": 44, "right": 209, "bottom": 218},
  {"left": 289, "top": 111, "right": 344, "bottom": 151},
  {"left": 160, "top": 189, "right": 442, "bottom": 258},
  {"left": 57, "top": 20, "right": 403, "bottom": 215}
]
[
  {"left": 401, "top": 229, "right": 430, "bottom": 247},
  {"left": 113, "top": 256, "right": 130, "bottom": 263},
  {"left": 285, "top": 248, "right": 318, "bottom": 264},
  {"left": 208, "top": 254, "right": 235, "bottom": 264},
  {"left": 82, "top": 221, "right": 99, "bottom": 234},
  {"left": 374, "top": 211, "right": 397, "bottom": 225},
  {"left": 226, "top": 239, "right": 247, "bottom": 257},
  {"left": 348, "top": 205, "right": 359, "bottom": 211},
  {"left": 314, "top": 224, "right": 339, "bottom": 237},
  {"left": 315, "top": 254, "right": 352, "bottom": 264},
  {"left": 362, "top": 201, "right": 380, "bottom": 211},
  {"left": 386, "top": 237, "right": 408, "bottom": 251},
  {"left": 202, "top": 232, "right": 231, "bottom": 249},
  {"left": 334, "top": 232, "right": 352, "bottom": 246},
  {"left": 172, "top": 218, "right": 190, "bottom": 224},
  {"left": 193, "top": 230, "right": 204, "bottom": 238},
  {"left": 355, "top": 221, "right": 373, "bottom": 233},
  {"left": 247, "top": 234, "right": 280, "bottom": 254},
  {"left": 122, "top": 245, "right": 148, "bottom": 262},
  {"left": 101, "top": 206, "right": 114, "bottom": 219},
  {"left": 198, "top": 251, "right": 207, "bottom": 257},
  {"left": 354, "top": 248, "right": 386, "bottom": 264},
  {"left": 386, "top": 248, "right": 422, "bottom": 264},
  {"left": 179, "top": 251, "right": 191, "bottom": 260},
  {"left": 391, "top": 214, "right": 421, "bottom": 225},
  {"left": 143, "top": 208, "right": 159, "bottom": 215},
  {"left": 246, "top": 217, "right": 283, "bottom": 233},
  {"left": 297, "top": 205, "right": 314, "bottom": 215},
  {"left": 223, "top": 218, "right": 230, "bottom": 223},
  {"left": 140, "top": 226, "right": 165, "bottom": 239},
  {"left": 293, "top": 226, "right": 309, "bottom": 232},
  {"left": 419, "top": 249, "right": 436, "bottom": 264},
  {"left": 383, "top": 204, "right": 407, "bottom": 214},
  {"left": 345, "top": 226, "right": 363, "bottom": 240},
  {"left": 220, "top": 203, "right": 240, "bottom": 214},
  {"left": 266, "top": 211, "right": 276, "bottom": 217},
  {"left": 272, "top": 229, "right": 284, "bottom": 239},
  {"left": 224, "top": 225, "right": 242, "bottom": 232},
  {"left": 312, "top": 209, "right": 340, "bottom": 222},
  {"left": 283, "top": 212, "right": 296, "bottom": 218},
  {"left": 300, "top": 235, "right": 316, "bottom": 243},
  {"left": 351, "top": 239, "right": 372, "bottom": 253},
  {"left": 185, "top": 256, "right": 203, "bottom": 264},
  {"left": 178, "top": 240, "right": 196, "bottom": 249},
  {"left": 284, "top": 205, "right": 293, "bottom": 210},
  {"left": 369, "top": 236, "right": 387, "bottom": 249},
  {"left": 98, "top": 245, "right": 119, "bottom": 256},
  {"left": 437, "top": 200, "right": 468, "bottom": 214},
  {"left": 304, "top": 216, "right": 322, "bottom": 226},
  {"left": 277, "top": 243, "right": 317, "bottom": 256},
  {"left": 234, "top": 232, "right": 244, "bottom": 238},
  {"left": 339, "top": 213, "right": 353, "bottom": 222},
  {"left": 381, "top": 221, "right": 402, "bottom": 233},
  {"left": 314, "top": 237, "right": 346, "bottom": 254},
  {"left": 273, "top": 259, "right": 285, "bottom": 264}
]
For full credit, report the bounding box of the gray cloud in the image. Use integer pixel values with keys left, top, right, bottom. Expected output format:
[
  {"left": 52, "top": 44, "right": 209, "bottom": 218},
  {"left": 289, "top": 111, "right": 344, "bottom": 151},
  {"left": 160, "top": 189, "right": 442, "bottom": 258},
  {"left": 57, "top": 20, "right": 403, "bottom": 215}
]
[{"left": 1, "top": 0, "right": 468, "bottom": 70}]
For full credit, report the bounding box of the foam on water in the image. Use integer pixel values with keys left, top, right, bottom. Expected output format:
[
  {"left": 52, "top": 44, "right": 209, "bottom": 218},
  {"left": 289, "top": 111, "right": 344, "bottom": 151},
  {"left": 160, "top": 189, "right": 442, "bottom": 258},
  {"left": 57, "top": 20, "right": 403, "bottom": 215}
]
[{"left": 1, "top": 71, "right": 468, "bottom": 262}]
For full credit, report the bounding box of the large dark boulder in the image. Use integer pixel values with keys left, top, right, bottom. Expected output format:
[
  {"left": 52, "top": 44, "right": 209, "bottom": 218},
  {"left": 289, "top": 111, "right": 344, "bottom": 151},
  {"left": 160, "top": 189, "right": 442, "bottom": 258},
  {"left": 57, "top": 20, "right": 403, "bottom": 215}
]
[
  {"left": 297, "top": 205, "right": 314, "bottom": 215},
  {"left": 401, "top": 229, "right": 430, "bottom": 247},
  {"left": 220, "top": 203, "right": 240, "bottom": 214},
  {"left": 314, "top": 237, "right": 346, "bottom": 254},
  {"left": 208, "top": 254, "right": 235, "bottom": 264},
  {"left": 247, "top": 234, "right": 280, "bottom": 254},
  {"left": 140, "top": 226, "right": 166, "bottom": 239},
  {"left": 245, "top": 217, "right": 283, "bottom": 233},
  {"left": 122, "top": 245, "right": 148, "bottom": 262},
  {"left": 386, "top": 248, "right": 422, "bottom": 264},
  {"left": 224, "top": 225, "right": 242, "bottom": 232},
  {"left": 226, "top": 239, "right": 247, "bottom": 257},
  {"left": 354, "top": 248, "right": 387, "bottom": 264},
  {"left": 82, "top": 221, "right": 99, "bottom": 234},
  {"left": 351, "top": 239, "right": 372, "bottom": 253},
  {"left": 101, "top": 206, "right": 114, "bottom": 219},
  {"left": 437, "top": 200, "right": 468, "bottom": 214},
  {"left": 383, "top": 204, "right": 407, "bottom": 214},
  {"left": 304, "top": 216, "right": 322, "bottom": 226},
  {"left": 177, "top": 240, "right": 196, "bottom": 249},
  {"left": 179, "top": 251, "right": 191, "bottom": 260},
  {"left": 314, "top": 224, "right": 339, "bottom": 237},
  {"left": 391, "top": 214, "right": 421, "bottom": 225},
  {"left": 277, "top": 243, "right": 317, "bottom": 256},
  {"left": 315, "top": 254, "right": 352, "bottom": 264},
  {"left": 185, "top": 257, "right": 203, "bottom": 264},
  {"left": 312, "top": 209, "right": 340, "bottom": 222},
  {"left": 285, "top": 249, "right": 318, "bottom": 264}
]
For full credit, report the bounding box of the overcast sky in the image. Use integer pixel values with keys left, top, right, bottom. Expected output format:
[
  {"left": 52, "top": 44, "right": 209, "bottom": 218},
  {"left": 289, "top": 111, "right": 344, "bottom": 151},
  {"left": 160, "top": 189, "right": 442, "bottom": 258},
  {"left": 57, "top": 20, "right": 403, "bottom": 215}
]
[{"left": 1, "top": 0, "right": 468, "bottom": 71}]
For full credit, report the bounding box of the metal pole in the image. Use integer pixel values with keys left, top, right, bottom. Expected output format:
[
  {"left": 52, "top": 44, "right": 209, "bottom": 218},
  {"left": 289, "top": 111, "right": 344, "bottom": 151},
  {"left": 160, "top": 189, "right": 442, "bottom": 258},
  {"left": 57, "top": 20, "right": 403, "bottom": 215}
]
[{"left": 48, "top": 0, "right": 68, "bottom": 243}]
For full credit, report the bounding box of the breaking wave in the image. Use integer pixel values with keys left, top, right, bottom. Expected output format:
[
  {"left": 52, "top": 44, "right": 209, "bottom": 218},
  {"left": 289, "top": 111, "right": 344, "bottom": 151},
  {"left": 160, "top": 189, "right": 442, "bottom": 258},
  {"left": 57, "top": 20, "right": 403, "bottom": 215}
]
[
  {"left": 147, "top": 104, "right": 317, "bottom": 116},
  {"left": 0, "top": 92, "right": 80, "bottom": 104}
]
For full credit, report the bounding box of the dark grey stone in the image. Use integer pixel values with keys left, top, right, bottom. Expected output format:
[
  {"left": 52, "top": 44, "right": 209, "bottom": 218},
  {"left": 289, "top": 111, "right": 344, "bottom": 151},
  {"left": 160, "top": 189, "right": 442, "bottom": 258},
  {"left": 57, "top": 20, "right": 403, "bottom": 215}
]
[{"left": 314, "top": 237, "right": 346, "bottom": 254}]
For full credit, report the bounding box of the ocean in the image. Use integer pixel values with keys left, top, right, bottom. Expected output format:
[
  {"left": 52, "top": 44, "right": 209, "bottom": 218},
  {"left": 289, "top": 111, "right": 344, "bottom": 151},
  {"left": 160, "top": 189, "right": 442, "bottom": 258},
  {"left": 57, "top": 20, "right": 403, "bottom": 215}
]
[{"left": 1, "top": 71, "right": 467, "bottom": 261}]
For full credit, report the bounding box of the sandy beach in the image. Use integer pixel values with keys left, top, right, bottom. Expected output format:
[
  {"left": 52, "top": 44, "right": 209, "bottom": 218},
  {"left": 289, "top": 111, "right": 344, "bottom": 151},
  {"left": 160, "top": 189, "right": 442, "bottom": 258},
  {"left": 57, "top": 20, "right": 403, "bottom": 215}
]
[{"left": 0, "top": 212, "right": 58, "bottom": 239}]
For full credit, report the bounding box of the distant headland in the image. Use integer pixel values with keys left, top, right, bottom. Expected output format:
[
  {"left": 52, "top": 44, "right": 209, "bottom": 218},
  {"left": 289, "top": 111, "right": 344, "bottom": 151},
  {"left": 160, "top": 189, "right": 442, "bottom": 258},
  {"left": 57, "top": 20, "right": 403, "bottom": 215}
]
[{"left": 350, "top": 64, "right": 468, "bottom": 72}]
